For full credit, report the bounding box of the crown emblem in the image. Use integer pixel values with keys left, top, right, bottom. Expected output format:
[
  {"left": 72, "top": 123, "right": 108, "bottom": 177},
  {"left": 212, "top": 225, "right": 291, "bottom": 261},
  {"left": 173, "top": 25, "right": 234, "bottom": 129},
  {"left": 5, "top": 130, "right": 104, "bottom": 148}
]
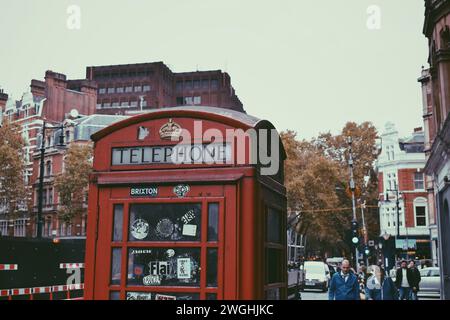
[{"left": 159, "top": 118, "right": 182, "bottom": 140}]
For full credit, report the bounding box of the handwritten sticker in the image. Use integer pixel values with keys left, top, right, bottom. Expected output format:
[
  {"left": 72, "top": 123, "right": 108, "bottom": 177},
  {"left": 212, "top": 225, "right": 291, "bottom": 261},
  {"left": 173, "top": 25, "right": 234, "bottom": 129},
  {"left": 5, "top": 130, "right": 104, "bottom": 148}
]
[{"left": 177, "top": 258, "right": 191, "bottom": 279}]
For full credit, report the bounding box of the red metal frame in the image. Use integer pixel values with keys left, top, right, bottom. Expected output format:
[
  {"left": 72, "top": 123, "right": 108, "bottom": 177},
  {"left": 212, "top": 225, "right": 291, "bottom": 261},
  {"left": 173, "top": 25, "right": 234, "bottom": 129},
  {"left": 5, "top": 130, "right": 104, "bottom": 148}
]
[
  {"left": 84, "top": 108, "right": 287, "bottom": 300},
  {"left": 93, "top": 191, "right": 228, "bottom": 300}
]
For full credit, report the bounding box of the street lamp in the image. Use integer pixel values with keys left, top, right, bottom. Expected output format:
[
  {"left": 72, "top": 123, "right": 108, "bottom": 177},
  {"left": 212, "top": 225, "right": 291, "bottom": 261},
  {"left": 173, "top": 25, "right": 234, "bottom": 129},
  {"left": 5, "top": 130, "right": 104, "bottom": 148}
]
[
  {"left": 36, "top": 121, "right": 66, "bottom": 239},
  {"left": 384, "top": 187, "right": 402, "bottom": 263},
  {"left": 347, "top": 137, "right": 359, "bottom": 268}
]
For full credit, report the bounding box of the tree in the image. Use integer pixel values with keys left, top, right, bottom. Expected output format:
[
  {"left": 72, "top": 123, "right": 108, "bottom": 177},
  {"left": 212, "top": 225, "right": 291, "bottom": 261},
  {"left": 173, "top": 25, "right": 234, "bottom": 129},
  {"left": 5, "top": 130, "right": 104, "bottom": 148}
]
[
  {"left": 313, "top": 122, "right": 380, "bottom": 243},
  {"left": 54, "top": 143, "right": 93, "bottom": 223},
  {"left": 0, "top": 120, "right": 29, "bottom": 219},
  {"left": 281, "top": 121, "right": 380, "bottom": 258},
  {"left": 281, "top": 131, "right": 346, "bottom": 253}
]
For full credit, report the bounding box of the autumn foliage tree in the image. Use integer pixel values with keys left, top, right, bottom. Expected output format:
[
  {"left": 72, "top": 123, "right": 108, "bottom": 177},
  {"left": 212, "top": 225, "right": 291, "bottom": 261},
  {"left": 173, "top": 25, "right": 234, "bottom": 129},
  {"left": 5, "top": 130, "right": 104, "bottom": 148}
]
[
  {"left": 0, "top": 120, "right": 30, "bottom": 219},
  {"left": 54, "top": 143, "right": 93, "bottom": 224},
  {"left": 282, "top": 122, "right": 380, "bottom": 258}
]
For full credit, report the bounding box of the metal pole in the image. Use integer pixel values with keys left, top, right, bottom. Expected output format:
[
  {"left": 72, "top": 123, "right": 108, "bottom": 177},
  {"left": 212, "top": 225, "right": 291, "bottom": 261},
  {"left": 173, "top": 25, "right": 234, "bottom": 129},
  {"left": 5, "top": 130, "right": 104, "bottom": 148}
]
[
  {"left": 348, "top": 138, "right": 359, "bottom": 269},
  {"left": 36, "top": 121, "right": 46, "bottom": 238},
  {"left": 361, "top": 202, "right": 369, "bottom": 266}
]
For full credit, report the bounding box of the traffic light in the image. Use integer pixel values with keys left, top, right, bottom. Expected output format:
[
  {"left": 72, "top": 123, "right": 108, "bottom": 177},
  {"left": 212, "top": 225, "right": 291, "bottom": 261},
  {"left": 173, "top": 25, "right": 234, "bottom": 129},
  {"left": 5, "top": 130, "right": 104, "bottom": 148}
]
[
  {"left": 364, "top": 245, "right": 370, "bottom": 255},
  {"left": 351, "top": 220, "right": 359, "bottom": 245}
]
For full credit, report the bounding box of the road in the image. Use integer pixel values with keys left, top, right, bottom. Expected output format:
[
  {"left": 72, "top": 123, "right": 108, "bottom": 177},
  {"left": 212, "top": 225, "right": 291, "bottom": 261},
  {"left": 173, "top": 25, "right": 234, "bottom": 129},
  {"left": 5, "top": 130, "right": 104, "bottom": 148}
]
[
  {"left": 300, "top": 289, "right": 328, "bottom": 300},
  {"left": 300, "top": 289, "right": 440, "bottom": 300}
]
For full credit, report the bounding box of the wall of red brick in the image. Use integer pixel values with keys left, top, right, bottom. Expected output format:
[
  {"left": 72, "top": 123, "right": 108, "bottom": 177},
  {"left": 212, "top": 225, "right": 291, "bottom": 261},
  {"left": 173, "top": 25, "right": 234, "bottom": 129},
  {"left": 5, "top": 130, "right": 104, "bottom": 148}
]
[{"left": 398, "top": 168, "right": 421, "bottom": 191}]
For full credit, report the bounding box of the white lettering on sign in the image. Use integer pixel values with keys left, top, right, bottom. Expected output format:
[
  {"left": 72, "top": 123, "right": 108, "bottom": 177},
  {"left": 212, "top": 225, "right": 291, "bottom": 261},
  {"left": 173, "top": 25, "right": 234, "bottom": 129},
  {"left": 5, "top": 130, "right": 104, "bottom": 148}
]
[
  {"left": 130, "top": 186, "right": 158, "bottom": 197},
  {"left": 112, "top": 143, "right": 231, "bottom": 165}
]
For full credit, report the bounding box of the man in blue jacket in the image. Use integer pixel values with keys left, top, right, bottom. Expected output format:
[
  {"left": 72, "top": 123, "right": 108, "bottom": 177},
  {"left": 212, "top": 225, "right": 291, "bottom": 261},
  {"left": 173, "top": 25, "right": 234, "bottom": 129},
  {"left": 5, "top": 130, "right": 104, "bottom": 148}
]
[{"left": 328, "top": 259, "right": 360, "bottom": 300}]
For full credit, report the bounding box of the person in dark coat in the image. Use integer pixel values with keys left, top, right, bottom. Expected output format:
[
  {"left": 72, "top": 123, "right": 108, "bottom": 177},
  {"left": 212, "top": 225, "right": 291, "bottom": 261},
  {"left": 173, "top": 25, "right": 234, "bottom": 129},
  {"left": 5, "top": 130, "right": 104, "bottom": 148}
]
[
  {"left": 395, "top": 260, "right": 415, "bottom": 300},
  {"left": 408, "top": 260, "right": 421, "bottom": 300},
  {"left": 328, "top": 259, "right": 360, "bottom": 300},
  {"left": 365, "top": 266, "right": 398, "bottom": 300}
]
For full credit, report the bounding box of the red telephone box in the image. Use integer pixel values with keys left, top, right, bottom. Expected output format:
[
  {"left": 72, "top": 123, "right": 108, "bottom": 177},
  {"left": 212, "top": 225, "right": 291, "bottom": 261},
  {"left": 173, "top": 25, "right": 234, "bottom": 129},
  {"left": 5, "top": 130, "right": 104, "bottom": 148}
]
[{"left": 84, "top": 107, "right": 287, "bottom": 300}]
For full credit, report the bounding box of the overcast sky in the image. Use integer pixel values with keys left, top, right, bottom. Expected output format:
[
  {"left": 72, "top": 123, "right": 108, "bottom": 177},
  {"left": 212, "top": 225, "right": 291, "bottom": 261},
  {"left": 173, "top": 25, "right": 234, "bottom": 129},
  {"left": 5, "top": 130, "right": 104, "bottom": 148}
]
[{"left": 0, "top": 0, "right": 428, "bottom": 139}]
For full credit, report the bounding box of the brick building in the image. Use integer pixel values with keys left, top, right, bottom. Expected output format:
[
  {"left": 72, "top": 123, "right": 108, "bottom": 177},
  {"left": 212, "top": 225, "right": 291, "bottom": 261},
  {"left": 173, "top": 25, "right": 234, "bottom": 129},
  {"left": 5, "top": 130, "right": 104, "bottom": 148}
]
[
  {"left": 420, "top": 0, "right": 450, "bottom": 298},
  {"left": 87, "top": 62, "right": 244, "bottom": 115},
  {"left": 0, "top": 70, "right": 98, "bottom": 238},
  {"left": 377, "top": 123, "right": 432, "bottom": 262},
  {"left": 28, "top": 114, "right": 127, "bottom": 239},
  {"left": 0, "top": 62, "right": 244, "bottom": 239}
]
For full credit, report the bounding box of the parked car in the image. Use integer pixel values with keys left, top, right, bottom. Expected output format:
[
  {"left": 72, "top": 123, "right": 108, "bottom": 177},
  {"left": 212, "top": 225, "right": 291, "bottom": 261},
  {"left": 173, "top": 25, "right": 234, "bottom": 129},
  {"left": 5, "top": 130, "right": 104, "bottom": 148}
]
[
  {"left": 301, "top": 261, "right": 331, "bottom": 292},
  {"left": 418, "top": 267, "right": 440, "bottom": 297}
]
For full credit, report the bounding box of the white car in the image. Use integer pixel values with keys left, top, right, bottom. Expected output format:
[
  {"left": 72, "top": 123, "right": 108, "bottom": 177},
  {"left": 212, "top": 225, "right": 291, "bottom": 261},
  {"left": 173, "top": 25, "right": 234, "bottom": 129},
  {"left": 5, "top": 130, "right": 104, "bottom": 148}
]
[
  {"left": 418, "top": 267, "right": 440, "bottom": 297},
  {"left": 301, "top": 261, "right": 331, "bottom": 292}
]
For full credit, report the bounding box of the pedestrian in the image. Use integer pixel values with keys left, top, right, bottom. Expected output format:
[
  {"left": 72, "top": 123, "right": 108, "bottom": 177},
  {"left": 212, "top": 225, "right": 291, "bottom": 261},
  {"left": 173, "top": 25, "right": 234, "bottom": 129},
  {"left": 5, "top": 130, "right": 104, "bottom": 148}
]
[
  {"left": 395, "top": 260, "right": 414, "bottom": 300},
  {"left": 365, "top": 265, "right": 398, "bottom": 300},
  {"left": 408, "top": 260, "right": 421, "bottom": 300},
  {"left": 358, "top": 265, "right": 370, "bottom": 299},
  {"left": 328, "top": 259, "right": 360, "bottom": 300}
]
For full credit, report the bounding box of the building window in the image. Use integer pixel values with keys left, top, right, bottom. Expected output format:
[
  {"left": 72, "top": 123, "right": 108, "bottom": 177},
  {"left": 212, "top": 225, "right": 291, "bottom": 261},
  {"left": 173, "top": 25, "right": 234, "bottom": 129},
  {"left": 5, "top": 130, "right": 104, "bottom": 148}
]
[
  {"left": 112, "top": 102, "right": 120, "bottom": 107},
  {"left": 67, "top": 223, "right": 72, "bottom": 236},
  {"left": 46, "top": 161, "right": 52, "bottom": 176},
  {"left": 107, "top": 87, "right": 115, "bottom": 94},
  {"left": 120, "top": 101, "right": 129, "bottom": 107},
  {"left": 211, "top": 79, "right": 219, "bottom": 88},
  {"left": 134, "top": 85, "right": 142, "bottom": 92},
  {"left": 194, "top": 80, "right": 201, "bottom": 89},
  {"left": 14, "top": 219, "right": 26, "bottom": 237},
  {"left": 116, "top": 87, "right": 124, "bottom": 93},
  {"left": 60, "top": 221, "right": 66, "bottom": 236},
  {"left": 46, "top": 135, "right": 53, "bottom": 148},
  {"left": 46, "top": 218, "right": 52, "bottom": 237},
  {"left": 176, "top": 81, "right": 183, "bottom": 91},
  {"left": 143, "top": 85, "right": 151, "bottom": 92},
  {"left": 185, "top": 81, "right": 192, "bottom": 90},
  {"left": 103, "top": 102, "right": 111, "bottom": 108},
  {"left": 82, "top": 216, "right": 87, "bottom": 236},
  {"left": 99, "top": 88, "right": 106, "bottom": 94},
  {"left": 130, "top": 100, "right": 138, "bottom": 108},
  {"left": 125, "top": 86, "right": 133, "bottom": 93},
  {"left": 415, "top": 205, "right": 427, "bottom": 227},
  {"left": 176, "top": 97, "right": 184, "bottom": 105},
  {"left": 194, "top": 96, "right": 201, "bottom": 105},
  {"left": 185, "top": 97, "right": 193, "bottom": 105},
  {"left": 0, "top": 220, "right": 8, "bottom": 236},
  {"left": 141, "top": 99, "right": 147, "bottom": 108},
  {"left": 414, "top": 172, "right": 424, "bottom": 190},
  {"left": 48, "top": 188, "right": 53, "bottom": 205},
  {"left": 96, "top": 103, "right": 102, "bottom": 109}
]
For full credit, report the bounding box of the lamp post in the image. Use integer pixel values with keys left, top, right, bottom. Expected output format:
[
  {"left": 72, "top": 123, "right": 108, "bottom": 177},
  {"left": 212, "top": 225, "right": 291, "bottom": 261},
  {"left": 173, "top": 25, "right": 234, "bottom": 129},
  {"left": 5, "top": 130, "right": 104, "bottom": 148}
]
[
  {"left": 385, "top": 187, "right": 402, "bottom": 264},
  {"left": 36, "top": 121, "right": 65, "bottom": 239},
  {"left": 347, "top": 137, "right": 359, "bottom": 269}
]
